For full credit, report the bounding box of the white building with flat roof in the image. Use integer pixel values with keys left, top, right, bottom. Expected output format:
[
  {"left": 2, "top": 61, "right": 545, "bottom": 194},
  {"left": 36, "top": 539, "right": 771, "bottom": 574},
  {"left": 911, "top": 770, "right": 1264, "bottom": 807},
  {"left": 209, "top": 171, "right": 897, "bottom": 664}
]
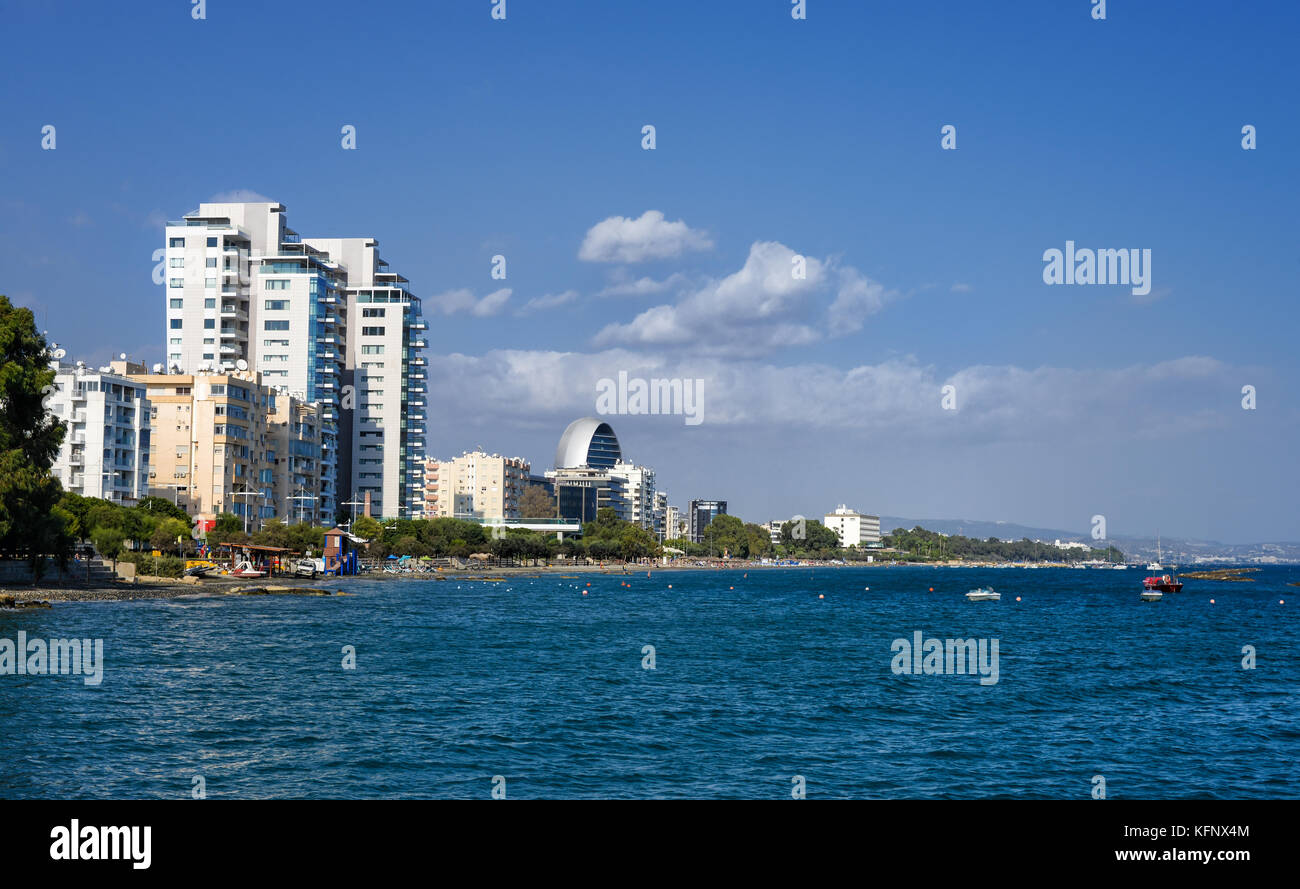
[
  {"left": 48, "top": 360, "right": 150, "bottom": 505},
  {"left": 823, "top": 505, "right": 881, "bottom": 548}
]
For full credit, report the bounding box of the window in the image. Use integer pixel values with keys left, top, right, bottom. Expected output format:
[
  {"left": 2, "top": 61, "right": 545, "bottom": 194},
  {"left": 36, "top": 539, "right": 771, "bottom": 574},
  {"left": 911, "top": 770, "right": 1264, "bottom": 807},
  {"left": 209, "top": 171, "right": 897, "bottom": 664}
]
[
  {"left": 361, "top": 345, "right": 384, "bottom": 355},
  {"left": 263, "top": 339, "right": 289, "bottom": 347},
  {"left": 205, "top": 278, "right": 216, "bottom": 289},
  {"left": 264, "top": 354, "right": 289, "bottom": 362},
  {"left": 362, "top": 326, "right": 385, "bottom": 336},
  {"left": 264, "top": 320, "right": 290, "bottom": 331},
  {"left": 169, "top": 237, "right": 185, "bottom": 248},
  {"left": 204, "top": 298, "right": 216, "bottom": 308},
  {"left": 203, "top": 337, "right": 214, "bottom": 344},
  {"left": 202, "top": 353, "right": 214, "bottom": 360},
  {"left": 169, "top": 337, "right": 182, "bottom": 345},
  {"left": 169, "top": 319, "right": 183, "bottom": 329},
  {"left": 265, "top": 280, "right": 289, "bottom": 290},
  {"left": 169, "top": 258, "right": 184, "bottom": 268},
  {"left": 264, "top": 299, "right": 288, "bottom": 310},
  {"left": 169, "top": 298, "right": 183, "bottom": 308},
  {"left": 169, "top": 278, "right": 184, "bottom": 288},
  {"left": 203, "top": 319, "right": 215, "bottom": 329},
  {"left": 207, "top": 237, "right": 218, "bottom": 247},
  {"left": 206, "top": 257, "right": 217, "bottom": 268},
  {"left": 362, "top": 308, "right": 386, "bottom": 318}
]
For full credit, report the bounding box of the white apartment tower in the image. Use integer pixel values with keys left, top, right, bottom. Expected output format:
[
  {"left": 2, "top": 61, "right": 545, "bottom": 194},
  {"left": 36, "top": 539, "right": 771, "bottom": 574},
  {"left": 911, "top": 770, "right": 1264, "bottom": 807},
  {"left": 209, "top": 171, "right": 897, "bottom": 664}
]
[
  {"left": 607, "top": 461, "right": 657, "bottom": 532},
  {"left": 303, "top": 237, "right": 428, "bottom": 520},
  {"left": 48, "top": 361, "right": 151, "bottom": 505},
  {"left": 163, "top": 202, "right": 427, "bottom": 522}
]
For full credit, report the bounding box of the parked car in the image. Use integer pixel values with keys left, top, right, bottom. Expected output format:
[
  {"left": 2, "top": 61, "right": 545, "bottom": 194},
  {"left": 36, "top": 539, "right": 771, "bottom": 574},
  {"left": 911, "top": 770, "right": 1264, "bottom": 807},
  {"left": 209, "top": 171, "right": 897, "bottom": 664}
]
[{"left": 294, "top": 559, "right": 318, "bottom": 578}]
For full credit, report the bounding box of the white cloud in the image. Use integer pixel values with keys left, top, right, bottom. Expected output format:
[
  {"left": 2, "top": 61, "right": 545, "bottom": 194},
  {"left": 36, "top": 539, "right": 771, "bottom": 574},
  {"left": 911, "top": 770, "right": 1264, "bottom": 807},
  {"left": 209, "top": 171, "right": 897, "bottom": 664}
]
[
  {"left": 208, "top": 189, "right": 276, "bottom": 204},
  {"left": 596, "top": 271, "right": 691, "bottom": 298},
  {"left": 427, "top": 287, "right": 512, "bottom": 317},
  {"left": 426, "top": 349, "right": 1240, "bottom": 445},
  {"left": 592, "top": 241, "right": 891, "bottom": 355},
  {"left": 516, "top": 289, "right": 579, "bottom": 316},
  {"left": 579, "top": 210, "right": 713, "bottom": 263},
  {"left": 827, "top": 267, "right": 890, "bottom": 336}
]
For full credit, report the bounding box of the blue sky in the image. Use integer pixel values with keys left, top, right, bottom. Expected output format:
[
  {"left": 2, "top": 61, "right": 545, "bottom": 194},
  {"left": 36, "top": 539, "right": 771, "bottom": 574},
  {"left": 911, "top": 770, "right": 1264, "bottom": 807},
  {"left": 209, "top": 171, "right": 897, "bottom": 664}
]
[{"left": 2, "top": 0, "right": 1297, "bottom": 542}]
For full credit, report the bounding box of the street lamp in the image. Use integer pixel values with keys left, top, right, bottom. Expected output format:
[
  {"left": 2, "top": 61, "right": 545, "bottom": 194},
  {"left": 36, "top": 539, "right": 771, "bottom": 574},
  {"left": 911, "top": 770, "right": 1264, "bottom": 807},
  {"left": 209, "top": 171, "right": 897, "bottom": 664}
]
[{"left": 288, "top": 488, "right": 317, "bottom": 526}]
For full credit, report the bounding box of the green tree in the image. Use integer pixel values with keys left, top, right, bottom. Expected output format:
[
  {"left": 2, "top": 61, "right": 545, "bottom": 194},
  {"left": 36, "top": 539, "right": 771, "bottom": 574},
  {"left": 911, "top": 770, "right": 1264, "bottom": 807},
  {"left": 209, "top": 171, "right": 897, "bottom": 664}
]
[
  {"left": 150, "top": 517, "right": 191, "bottom": 554},
  {"left": 0, "top": 296, "right": 72, "bottom": 576},
  {"left": 91, "top": 526, "right": 126, "bottom": 571},
  {"left": 137, "top": 495, "right": 190, "bottom": 522},
  {"left": 351, "top": 515, "right": 383, "bottom": 541}
]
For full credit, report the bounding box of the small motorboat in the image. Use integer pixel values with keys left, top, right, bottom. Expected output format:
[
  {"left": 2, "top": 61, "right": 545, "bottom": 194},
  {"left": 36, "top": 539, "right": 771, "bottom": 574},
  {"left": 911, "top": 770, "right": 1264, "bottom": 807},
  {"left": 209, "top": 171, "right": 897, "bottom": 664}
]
[
  {"left": 1140, "top": 590, "right": 1163, "bottom": 602},
  {"left": 1142, "top": 570, "right": 1183, "bottom": 593},
  {"left": 966, "top": 587, "right": 1000, "bottom": 602},
  {"left": 184, "top": 563, "right": 216, "bottom": 577},
  {"left": 230, "top": 560, "right": 266, "bottom": 578}
]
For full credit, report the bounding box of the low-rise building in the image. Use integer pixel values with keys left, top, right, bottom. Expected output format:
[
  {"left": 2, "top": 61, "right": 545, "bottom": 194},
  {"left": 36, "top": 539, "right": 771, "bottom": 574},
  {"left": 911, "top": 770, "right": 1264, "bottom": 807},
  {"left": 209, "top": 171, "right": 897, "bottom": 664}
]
[
  {"left": 823, "top": 505, "right": 881, "bottom": 548},
  {"left": 423, "top": 451, "right": 530, "bottom": 520}
]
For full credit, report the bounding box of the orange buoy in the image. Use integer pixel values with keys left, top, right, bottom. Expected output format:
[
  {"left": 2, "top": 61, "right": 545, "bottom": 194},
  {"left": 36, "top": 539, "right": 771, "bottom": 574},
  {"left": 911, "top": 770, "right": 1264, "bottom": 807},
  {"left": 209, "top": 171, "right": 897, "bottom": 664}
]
[
  {"left": 929, "top": 587, "right": 934, "bottom": 592},
  {"left": 1210, "top": 599, "right": 1215, "bottom": 604},
  {"left": 582, "top": 590, "right": 588, "bottom": 595},
  {"left": 668, "top": 584, "right": 672, "bottom": 589},
  {"left": 729, "top": 586, "right": 734, "bottom": 590},
  {"left": 1016, "top": 596, "right": 1021, "bottom": 602},
  {"left": 1281, "top": 600, "right": 1286, "bottom": 605},
  {"left": 818, "top": 594, "right": 824, "bottom": 599}
]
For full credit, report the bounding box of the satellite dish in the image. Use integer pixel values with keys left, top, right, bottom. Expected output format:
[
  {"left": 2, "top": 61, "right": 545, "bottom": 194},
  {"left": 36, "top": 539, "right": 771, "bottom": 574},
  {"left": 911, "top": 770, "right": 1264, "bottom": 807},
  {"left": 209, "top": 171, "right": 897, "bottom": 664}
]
[
  {"left": 170, "top": 364, "right": 181, "bottom": 374},
  {"left": 98, "top": 366, "right": 111, "bottom": 373},
  {"left": 75, "top": 360, "right": 85, "bottom": 368},
  {"left": 152, "top": 363, "right": 164, "bottom": 373},
  {"left": 119, "top": 353, "right": 127, "bottom": 361},
  {"left": 236, "top": 359, "right": 248, "bottom": 371},
  {"left": 53, "top": 348, "right": 67, "bottom": 359}
]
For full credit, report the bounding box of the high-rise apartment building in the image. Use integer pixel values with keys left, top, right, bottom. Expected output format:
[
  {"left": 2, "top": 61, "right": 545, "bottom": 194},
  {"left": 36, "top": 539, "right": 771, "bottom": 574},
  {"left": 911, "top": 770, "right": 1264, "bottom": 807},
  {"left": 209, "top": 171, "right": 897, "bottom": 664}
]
[
  {"left": 302, "top": 237, "right": 427, "bottom": 520},
  {"left": 607, "top": 461, "right": 657, "bottom": 531},
  {"left": 162, "top": 202, "right": 426, "bottom": 522}
]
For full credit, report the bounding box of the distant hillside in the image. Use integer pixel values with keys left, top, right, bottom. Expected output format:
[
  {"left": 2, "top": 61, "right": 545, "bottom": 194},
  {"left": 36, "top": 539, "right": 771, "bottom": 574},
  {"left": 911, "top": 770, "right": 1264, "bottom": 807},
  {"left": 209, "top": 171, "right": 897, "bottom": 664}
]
[{"left": 880, "top": 517, "right": 1300, "bottom": 564}]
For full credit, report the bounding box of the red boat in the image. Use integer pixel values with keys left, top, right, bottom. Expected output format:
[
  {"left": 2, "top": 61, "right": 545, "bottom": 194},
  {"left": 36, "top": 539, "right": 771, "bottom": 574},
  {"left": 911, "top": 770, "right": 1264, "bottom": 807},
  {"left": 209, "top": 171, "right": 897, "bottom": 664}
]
[{"left": 1143, "top": 572, "right": 1183, "bottom": 593}]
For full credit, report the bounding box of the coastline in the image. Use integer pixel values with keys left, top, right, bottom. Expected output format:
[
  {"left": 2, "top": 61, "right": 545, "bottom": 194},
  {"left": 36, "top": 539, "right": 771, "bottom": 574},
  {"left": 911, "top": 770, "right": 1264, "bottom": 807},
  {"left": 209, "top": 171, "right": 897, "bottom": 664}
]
[{"left": 0, "top": 558, "right": 1227, "bottom": 605}]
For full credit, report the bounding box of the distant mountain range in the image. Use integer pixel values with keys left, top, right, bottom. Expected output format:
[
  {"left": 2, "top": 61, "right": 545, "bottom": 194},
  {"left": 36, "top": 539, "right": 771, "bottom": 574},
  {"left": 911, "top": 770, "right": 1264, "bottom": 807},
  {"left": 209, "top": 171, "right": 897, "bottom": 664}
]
[{"left": 880, "top": 517, "right": 1300, "bottom": 565}]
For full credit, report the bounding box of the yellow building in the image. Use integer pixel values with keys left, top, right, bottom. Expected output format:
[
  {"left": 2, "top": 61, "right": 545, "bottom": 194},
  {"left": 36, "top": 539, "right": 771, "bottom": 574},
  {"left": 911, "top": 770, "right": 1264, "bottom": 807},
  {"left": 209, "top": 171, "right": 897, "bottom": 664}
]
[
  {"left": 422, "top": 451, "right": 530, "bottom": 520},
  {"left": 120, "top": 361, "right": 284, "bottom": 528}
]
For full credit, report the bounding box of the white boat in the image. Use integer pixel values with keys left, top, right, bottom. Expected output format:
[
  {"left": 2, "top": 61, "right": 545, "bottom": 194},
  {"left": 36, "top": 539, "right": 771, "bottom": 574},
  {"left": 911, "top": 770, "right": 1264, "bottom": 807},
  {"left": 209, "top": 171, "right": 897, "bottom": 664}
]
[
  {"left": 230, "top": 560, "right": 266, "bottom": 578},
  {"left": 1146, "top": 535, "right": 1164, "bottom": 571},
  {"left": 966, "top": 587, "right": 1000, "bottom": 602},
  {"left": 1140, "top": 590, "right": 1163, "bottom": 602}
]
